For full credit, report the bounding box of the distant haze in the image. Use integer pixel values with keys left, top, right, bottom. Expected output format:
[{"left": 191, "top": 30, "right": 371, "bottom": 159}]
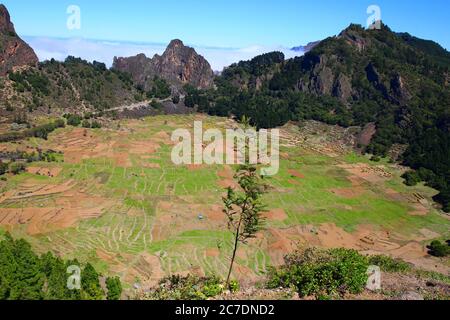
[{"left": 24, "top": 36, "right": 303, "bottom": 72}]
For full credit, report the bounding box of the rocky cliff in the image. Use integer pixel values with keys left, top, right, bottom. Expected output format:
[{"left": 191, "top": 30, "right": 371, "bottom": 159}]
[
  {"left": 113, "top": 39, "right": 214, "bottom": 92},
  {"left": 0, "top": 4, "right": 38, "bottom": 75}
]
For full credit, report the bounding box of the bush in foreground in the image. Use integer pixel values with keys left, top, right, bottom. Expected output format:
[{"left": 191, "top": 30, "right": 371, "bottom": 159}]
[
  {"left": 141, "top": 274, "right": 237, "bottom": 300},
  {"left": 267, "top": 248, "right": 369, "bottom": 299}
]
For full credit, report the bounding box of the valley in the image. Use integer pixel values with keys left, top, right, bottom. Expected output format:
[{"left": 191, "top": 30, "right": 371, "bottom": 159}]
[
  {"left": 0, "top": 115, "right": 448, "bottom": 293},
  {"left": 0, "top": 2, "right": 449, "bottom": 301}
]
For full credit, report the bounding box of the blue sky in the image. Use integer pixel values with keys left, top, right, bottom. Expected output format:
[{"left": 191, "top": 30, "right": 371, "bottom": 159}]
[{"left": 2, "top": 0, "right": 449, "bottom": 70}]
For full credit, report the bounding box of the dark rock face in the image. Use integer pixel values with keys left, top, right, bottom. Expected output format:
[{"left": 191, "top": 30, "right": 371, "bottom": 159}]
[
  {"left": 357, "top": 123, "right": 377, "bottom": 146},
  {"left": 333, "top": 74, "right": 352, "bottom": 101},
  {"left": 390, "top": 73, "right": 410, "bottom": 104},
  {"left": 0, "top": 5, "right": 38, "bottom": 75},
  {"left": 113, "top": 39, "right": 214, "bottom": 91}
]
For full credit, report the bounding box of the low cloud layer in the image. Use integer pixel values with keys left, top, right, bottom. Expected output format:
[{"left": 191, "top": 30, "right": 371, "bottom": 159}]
[{"left": 23, "top": 36, "right": 303, "bottom": 72}]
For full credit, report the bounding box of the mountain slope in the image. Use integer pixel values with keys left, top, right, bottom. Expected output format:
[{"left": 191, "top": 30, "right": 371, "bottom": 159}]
[
  {"left": 0, "top": 57, "right": 142, "bottom": 122},
  {"left": 197, "top": 23, "right": 450, "bottom": 211},
  {"left": 0, "top": 4, "right": 38, "bottom": 75}
]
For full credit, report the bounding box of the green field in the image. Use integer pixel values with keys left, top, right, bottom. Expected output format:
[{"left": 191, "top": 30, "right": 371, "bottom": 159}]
[{"left": 0, "top": 115, "right": 448, "bottom": 287}]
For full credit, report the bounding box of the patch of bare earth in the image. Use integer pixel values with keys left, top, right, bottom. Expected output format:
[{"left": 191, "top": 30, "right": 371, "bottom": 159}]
[
  {"left": 287, "top": 169, "right": 305, "bottom": 179},
  {"left": 27, "top": 166, "right": 62, "bottom": 178},
  {"left": 263, "top": 209, "right": 288, "bottom": 221},
  {"left": 217, "top": 165, "right": 239, "bottom": 189},
  {"left": 0, "top": 180, "right": 113, "bottom": 235},
  {"left": 256, "top": 223, "right": 449, "bottom": 275}
]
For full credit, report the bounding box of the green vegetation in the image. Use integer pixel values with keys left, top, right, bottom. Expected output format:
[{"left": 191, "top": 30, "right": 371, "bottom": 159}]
[
  {"left": 65, "top": 114, "right": 82, "bottom": 127},
  {"left": 267, "top": 248, "right": 369, "bottom": 298},
  {"left": 8, "top": 162, "right": 26, "bottom": 175},
  {"left": 172, "top": 94, "right": 180, "bottom": 104},
  {"left": 222, "top": 117, "right": 267, "bottom": 288},
  {"left": 223, "top": 164, "right": 266, "bottom": 288},
  {"left": 0, "top": 115, "right": 448, "bottom": 297},
  {"left": 106, "top": 277, "right": 122, "bottom": 300},
  {"left": 9, "top": 69, "right": 51, "bottom": 96},
  {"left": 150, "top": 99, "right": 164, "bottom": 111},
  {"left": 142, "top": 275, "right": 228, "bottom": 300},
  {"left": 147, "top": 77, "right": 171, "bottom": 99},
  {"left": 4, "top": 57, "right": 141, "bottom": 115},
  {"left": 368, "top": 255, "right": 412, "bottom": 272},
  {"left": 427, "top": 240, "right": 449, "bottom": 257},
  {"left": 0, "top": 119, "right": 65, "bottom": 142},
  {"left": 187, "top": 23, "right": 450, "bottom": 212},
  {"left": 0, "top": 162, "right": 8, "bottom": 175},
  {"left": 0, "top": 233, "right": 117, "bottom": 300}
]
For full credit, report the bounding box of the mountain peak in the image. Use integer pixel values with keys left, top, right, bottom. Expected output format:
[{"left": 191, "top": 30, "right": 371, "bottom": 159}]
[
  {"left": 113, "top": 39, "right": 214, "bottom": 91},
  {"left": 0, "top": 4, "right": 15, "bottom": 35},
  {"left": 167, "top": 39, "right": 184, "bottom": 48},
  {"left": 0, "top": 4, "right": 38, "bottom": 75}
]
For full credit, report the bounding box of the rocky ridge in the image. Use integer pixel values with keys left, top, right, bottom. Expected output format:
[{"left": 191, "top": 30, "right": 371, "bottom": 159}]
[
  {"left": 0, "top": 4, "right": 38, "bottom": 75},
  {"left": 113, "top": 39, "right": 214, "bottom": 92}
]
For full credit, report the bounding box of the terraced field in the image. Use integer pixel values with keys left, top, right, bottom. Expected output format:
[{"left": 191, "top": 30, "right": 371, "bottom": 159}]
[{"left": 0, "top": 115, "right": 449, "bottom": 288}]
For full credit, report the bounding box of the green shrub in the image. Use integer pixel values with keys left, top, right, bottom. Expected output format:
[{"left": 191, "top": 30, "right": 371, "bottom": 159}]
[
  {"left": 144, "top": 274, "right": 226, "bottom": 300},
  {"left": 267, "top": 248, "right": 369, "bottom": 298},
  {"left": 66, "top": 114, "right": 82, "bottom": 127},
  {"left": 427, "top": 240, "right": 449, "bottom": 257},
  {"left": 82, "top": 120, "right": 91, "bottom": 128},
  {"left": 147, "top": 77, "right": 171, "bottom": 99},
  {"left": 106, "top": 277, "right": 122, "bottom": 300},
  {"left": 370, "top": 156, "right": 381, "bottom": 162},
  {"left": 0, "top": 162, "right": 8, "bottom": 175},
  {"left": 91, "top": 121, "right": 102, "bottom": 129},
  {"left": 368, "top": 255, "right": 412, "bottom": 272},
  {"left": 229, "top": 280, "right": 240, "bottom": 293},
  {"left": 9, "top": 162, "right": 26, "bottom": 175},
  {"left": 150, "top": 100, "right": 164, "bottom": 110},
  {"left": 0, "top": 119, "right": 65, "bottom": 142},
  {"left": 172, "top": 95, "right": 180, "bottom": 104},
  {"left": 402, "top": 171, "right": 421, "bottom": 186}
]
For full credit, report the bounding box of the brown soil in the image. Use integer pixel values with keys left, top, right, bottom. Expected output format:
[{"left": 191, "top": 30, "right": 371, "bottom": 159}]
[
  {"left": 111, "top": 252, "right": 164, "bottom": 288},
  {"left": 288, "top": 169, "right": 305, "bottom": 179},
  {"left": 115, "top": 153, "right": 132, "bottom": 168},
  {"left": 143, "top": 163, "right": 161, "bottom": 169},
  {"left": 205, "top": 248, "right": 220, "bottom": 257},
  {"left": 187, "top": 164, "right": 205, "bottom": 171},
  {"left": 0, "top": 178, "right": 113, "bottom": 235},
  {"left": 264, "top": 208, "right": 288, "bottom": 221},
  {"left": 0, "top": 205, "right": 107, "bottom": 235},
  {"left": 217, "top": 165, "right": 239, "bottom": 189},
  {"left": 339, "top": 163, "right": 392, "bottom": 183},
  {"left": 257, "top": 223, "right": 448, "bottom": 275},
  {"left": 330, "top": 187, "right": 364, "bottom": 198},
  {"left": 27, "top": 166, "right": 62, "bottom": 178},
  {"left": 409, "top": 203, "right": 429, "bottom": 216}
]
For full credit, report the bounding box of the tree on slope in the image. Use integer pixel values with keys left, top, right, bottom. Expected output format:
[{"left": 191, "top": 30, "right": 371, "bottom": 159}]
[{"left": 222, "top": 116, "right": 266, "bottom": 289}]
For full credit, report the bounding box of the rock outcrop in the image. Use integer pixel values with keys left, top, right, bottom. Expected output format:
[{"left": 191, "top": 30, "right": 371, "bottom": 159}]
[
  {"left": 0, "top": 4, "right": 38, "bottom": 75},
  {"left": 113, "top": 39, "right": 214, "bottom": 91}
]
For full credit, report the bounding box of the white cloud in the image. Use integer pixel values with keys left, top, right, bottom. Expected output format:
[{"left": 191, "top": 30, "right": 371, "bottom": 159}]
[{"left": 23, "top": 36, "right": 303, "bottom": 72}]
